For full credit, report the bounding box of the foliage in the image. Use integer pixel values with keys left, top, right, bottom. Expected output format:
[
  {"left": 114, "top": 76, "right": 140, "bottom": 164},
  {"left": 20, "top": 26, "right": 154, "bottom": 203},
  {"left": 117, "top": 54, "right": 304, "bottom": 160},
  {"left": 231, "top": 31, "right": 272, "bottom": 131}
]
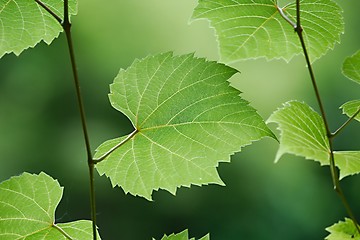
[
  {"left": 154, "top": 230, "right": 209, "bottom": 240},
  {"left": 94, "top": 52, "right": 273, "bottom": 200},
  {"left": 0, "top": 0, "right": 359, "bottom": 239},
  {"left": 0, "top": 172, "right": 100, "bottom": 239}
]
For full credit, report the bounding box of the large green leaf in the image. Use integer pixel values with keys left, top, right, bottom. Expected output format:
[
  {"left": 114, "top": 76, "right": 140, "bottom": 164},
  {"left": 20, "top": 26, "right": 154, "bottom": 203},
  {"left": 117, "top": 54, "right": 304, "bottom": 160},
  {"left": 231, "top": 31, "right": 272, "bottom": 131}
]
[
  {"left": 325, "top": 218, "right": 360, "bottom": 240},
  {"left": 340, "top": 100, "right": 360, "bottom": 123},
  {"left": 94, "top": 52, "right": 274, "bottom": 200},
  {"left": 342, "top": 50, "right": 360, "bottom": 84},
  {"left": 192, "top": 0, "right": 343, "bottom": 62},
  {"left": 154, "top": 229, "right": 210, "bottom": 240},
  {"left": 0, "top": 172, "right": 100, "bottom": 239},
  {"left": 268, "top": 101, "right": 360, "bottom": 178},
  {"left": 0, "top": 0, "right": 77, "bottom": 58}
]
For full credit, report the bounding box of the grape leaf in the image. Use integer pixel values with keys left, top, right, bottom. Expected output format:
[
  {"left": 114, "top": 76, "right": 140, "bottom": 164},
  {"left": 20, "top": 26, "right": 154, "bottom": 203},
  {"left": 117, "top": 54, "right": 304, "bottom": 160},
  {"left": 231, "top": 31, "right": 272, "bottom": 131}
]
[
  {"left": 268, "top": 101, "right": 360, "bottom": 178},
  {"left": 94, "top": 52, "right": 274, "bottom": 200},
  {"left": 0, "top": 172, "right": 100, "bottom": 239},
  {"left": 333, "top": 151, "right": 360, "bottom": 179},
  {"left": 340, "top": 100, "right": 360, "bottom": 122},
  {"left": 267, "top": 101, "right": 329, "bottom": 163},
  {"left": 0, "top": 0, "right": 77, "bottom": 58},
  {"left": 342, "top": 50, "right": 360, "bottom": 84},
  {"left": 154, "top": 229, "right": 210, "bottom": 240},
  {"left": 192, "top": 0, "right": 344, "bottom": 62},
  {"left": 325, "top": 218, "right": 360, "bottom": 240}
]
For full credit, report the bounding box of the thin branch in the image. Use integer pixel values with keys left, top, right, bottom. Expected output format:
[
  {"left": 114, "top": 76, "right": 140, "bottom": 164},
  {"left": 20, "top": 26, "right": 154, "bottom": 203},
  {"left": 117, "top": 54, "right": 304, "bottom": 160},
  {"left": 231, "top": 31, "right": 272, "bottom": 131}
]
[
  {"left": 61, "top": 0, "right": 97, "bottom": 239},
  {"left": 331, "top": 107, "right": 360, "bottom": 138},
  {"left": 35, "top": 0, "right": 62, "bottom": 24},
  {"left": 294, "top": 0, "right": 360, "bottom": 234},
  {"left": 93, "top": 129, "right": 139, "bottom": 164},
  {"left": 276, "top": 5, "right": 296, "bottom": 29}
]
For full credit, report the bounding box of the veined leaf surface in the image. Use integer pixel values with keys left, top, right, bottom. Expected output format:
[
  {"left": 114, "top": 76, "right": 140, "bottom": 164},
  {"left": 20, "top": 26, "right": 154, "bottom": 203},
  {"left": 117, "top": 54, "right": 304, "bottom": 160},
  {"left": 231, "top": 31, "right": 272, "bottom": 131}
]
[
  {"left": 268, "top": 101, "right": 360, "bottom": 178},
  {"left": 0, "top": 172, "right": 100, "bottom": 239},
  {"left": 154, "top": 229, "right": 210, "bottom": 240},
  {"left": 192, "top": 0, "right": 343, "bottom": 62},
  {"left": 342, "top": 50, "right": 360, "bottom": 84},
  {"left": 340, "top": 100, "right": 360, "bottom": 122},
  {"left": 95, "top": 52, "right": 274, "bottom": 200},
  {"left": 0, "top": 0, "right": 77, "bottom": 58},
  {"left": 325, "top": 218, "right": 360, "bottom": 240}
]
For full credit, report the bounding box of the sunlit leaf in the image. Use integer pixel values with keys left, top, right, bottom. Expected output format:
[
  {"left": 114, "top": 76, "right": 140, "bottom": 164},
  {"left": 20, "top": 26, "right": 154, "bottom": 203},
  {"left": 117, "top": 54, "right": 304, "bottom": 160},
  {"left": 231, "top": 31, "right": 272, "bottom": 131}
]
[
  {"left": 0, "top": 0, "right": 77, "bottom": 58},
  {"left": 342, "top": 50, "right": 360, "bottom": 84},
  {"left": 192, "top": 0, "right": 343, "bottom": 62},
  {"left": 325, "top": 218, "right": 360, "bottom": 240},
  {"left": 334, "top": 151, "right": 360, "bottom": 179},
  {"left": 0, "top": 172, "right": 100, "bottom": 239},
  {"left": 154, "top": 229, "right": 210, "bottom": 240},
  {"left": 95, "top": 52, "right": 274, "bottom": 200},
  {"left": 340, "top": 100, "right": 360, "bottom": 122},
  {"left": 267, "top": 100, "right": 329, "bottom": 163}
]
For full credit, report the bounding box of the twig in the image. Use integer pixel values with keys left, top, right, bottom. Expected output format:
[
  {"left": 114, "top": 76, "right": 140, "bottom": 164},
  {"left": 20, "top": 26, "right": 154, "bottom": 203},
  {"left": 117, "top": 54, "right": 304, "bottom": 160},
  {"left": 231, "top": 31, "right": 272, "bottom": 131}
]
[
  {"left": 294, "top": 0, "right": 360, "bottom": 234},
  {"left": 331, "top": 107, "right": 360, "bottom": 138},
  {"left": 35, "top": 0, "right": 62, "bottom": 24}
]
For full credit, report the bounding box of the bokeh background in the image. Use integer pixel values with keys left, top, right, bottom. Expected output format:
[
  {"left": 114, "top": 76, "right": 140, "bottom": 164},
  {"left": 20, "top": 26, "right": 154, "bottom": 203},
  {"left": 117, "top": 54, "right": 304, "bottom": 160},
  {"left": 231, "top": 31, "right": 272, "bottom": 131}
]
[{"left": 1, "top": 0, "right": 359, "bottom": 239}]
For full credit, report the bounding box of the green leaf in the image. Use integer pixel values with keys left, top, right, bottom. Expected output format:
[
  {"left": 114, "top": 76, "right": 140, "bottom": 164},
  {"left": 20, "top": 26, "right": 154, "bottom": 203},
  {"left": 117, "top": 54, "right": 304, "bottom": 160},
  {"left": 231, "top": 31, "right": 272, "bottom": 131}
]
[
  {"left": 342, "top": 50, "right": 360, "bottom": 84},
  {"left": 340, "top": 100, "right": 360, "bottom": 122},
  {"left": 0, "top": 0, "right": 77, "bottom": 58},
  {"left": 267, "top": 101, "right": 329, "bottom": 163},
  {"left": 95, "top": 52, "right": 274, "bottom": 200},
  {"left": 192, "top": 0, "right": 343, "bottom": 62},
  {"left": 333, "top": 151, "right": 360, "bottom": 179},
  {"left": 325, "top": 218, "right": 360, "bottom": 240},
  {"left": 154, "top": 229, "right": 210, "bottom": 240},
  {"left": 268, "top": 101, "right": 360, "bottom": 179},
  {"left": 0, "top": 172, "right": 100, "bottom": 239}
]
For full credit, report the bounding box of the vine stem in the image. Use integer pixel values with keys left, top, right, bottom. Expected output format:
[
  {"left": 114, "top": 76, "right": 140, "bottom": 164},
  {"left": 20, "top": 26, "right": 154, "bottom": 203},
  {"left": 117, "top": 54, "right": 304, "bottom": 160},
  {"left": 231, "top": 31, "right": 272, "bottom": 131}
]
[
  {"left": 294, "top": 0, "right": 360, "bottom": 234},
  {"left": 35, "top": 0, "right": 98, "bottom": 239}
]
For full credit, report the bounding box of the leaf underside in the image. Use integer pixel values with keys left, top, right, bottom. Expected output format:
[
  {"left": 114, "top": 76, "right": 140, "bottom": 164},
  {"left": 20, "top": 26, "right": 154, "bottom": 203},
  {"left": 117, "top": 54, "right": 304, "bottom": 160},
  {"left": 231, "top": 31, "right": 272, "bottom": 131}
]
[
  {"left": 267, "top": 101, "right": 360, "bottom": 178},
  {"left": 192, "top": 0, "right": 344, "bottom": 62},
  {"left": 95, "top": 52, "right": 274, "bottom": 200},
  {"left": 154, "top": 229, "right": 210, "bottom": 240},
  {"left": 0, "top": 0, "right": 77, "bottom": 58},
  {"left": 325, "top": 218, "right": 360, "bottom": 240},
  {"left": 342, "top": 50, "right": 360, "bottom": 84},
  {"left": 0, "top": 172, "right": 100, "bottom": 239},
  {"left": 340, "top": 100, "right": 360, "bottom": 123}
]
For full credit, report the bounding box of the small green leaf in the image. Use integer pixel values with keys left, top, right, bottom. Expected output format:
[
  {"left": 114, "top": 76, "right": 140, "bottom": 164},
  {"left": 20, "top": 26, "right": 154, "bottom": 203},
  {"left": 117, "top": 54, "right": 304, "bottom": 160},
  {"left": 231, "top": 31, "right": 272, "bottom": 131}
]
[
  {"left": 154, "top": 229, "right": 210, "bottom": 240},
  {"left": 333, "top": 151, "right": 360, "bottom": 179},
  {"left": 0, "top": 0, "right": 77, "bottom": 58},
  {"left": 325, "top": 218, "right": 360, "bottom": 240},
  {"left": 95, "top": 52, "right": 274, "bottom": 200},
  {"left": 342, "top": 50, "right": 360, "bottom": 84},
  {"left": 267, "top": 101, "right": 329, "bottom": 163},
  {"left": 340, "top": 100, "right": 360, "bottom": 122},
  {"left": 0, "top": 172, "right": 100, "bottom": 239},
  {"left": 192, "top": 0, "right": 343, "bottom": 62}
]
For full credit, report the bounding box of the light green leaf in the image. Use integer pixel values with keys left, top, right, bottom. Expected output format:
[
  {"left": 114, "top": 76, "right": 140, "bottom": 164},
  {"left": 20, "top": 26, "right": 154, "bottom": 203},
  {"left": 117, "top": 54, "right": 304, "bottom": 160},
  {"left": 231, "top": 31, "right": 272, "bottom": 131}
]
[
  {"left": 0, "top": 0, "right": 77, "bottom": 58},
  {"left": 95, "top": 52, "right": 274, "bottom": 200},
  {"left": 267, "top": 101, "right": 330, "bottom": 163},
  {"left": 154, "top": 229, "right": 210, "bottom": 240},
  {"left": 342, "top": 50, "right": 360, "bottom": 84},
  {"left": 192, "top": 0, "right": 343, "bottom": 62},
  {"left": 325, "top": 218, "right": 360, "bottom": 240},
  {"left": 340, "top": 100, "right": 360, "bottom": 122},
  {"left": 0, "top": 172, "right": 100, "bottom": 239},
  {"left": 334, "top": 151, "right": 360, "bottom": 179}
]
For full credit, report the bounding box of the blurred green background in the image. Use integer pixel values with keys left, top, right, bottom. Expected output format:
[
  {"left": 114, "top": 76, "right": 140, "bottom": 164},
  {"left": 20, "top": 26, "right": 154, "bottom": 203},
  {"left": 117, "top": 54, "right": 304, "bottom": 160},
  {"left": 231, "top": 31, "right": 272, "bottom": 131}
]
[{"left": 1, "top": 0, "right": 359, "bottom": 239}]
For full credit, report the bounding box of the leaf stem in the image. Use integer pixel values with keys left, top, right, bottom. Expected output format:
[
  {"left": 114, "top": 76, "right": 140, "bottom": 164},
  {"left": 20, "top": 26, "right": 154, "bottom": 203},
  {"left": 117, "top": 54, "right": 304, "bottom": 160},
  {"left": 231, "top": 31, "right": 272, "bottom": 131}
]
[
  {"left": 294, "top": 0, "right": 360, "bottom": 234},
  {"left": 93, "top": 129, "right": 138, "bottom": 164},
  {"left": 52, "top": 223, "right": 73, "bottom": 240},
  {"left": 331, "top": 107, "right": 360, "bottom": 138},
  {"left": 35, "top": 0, "right": 62, "bottom": 24}
]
